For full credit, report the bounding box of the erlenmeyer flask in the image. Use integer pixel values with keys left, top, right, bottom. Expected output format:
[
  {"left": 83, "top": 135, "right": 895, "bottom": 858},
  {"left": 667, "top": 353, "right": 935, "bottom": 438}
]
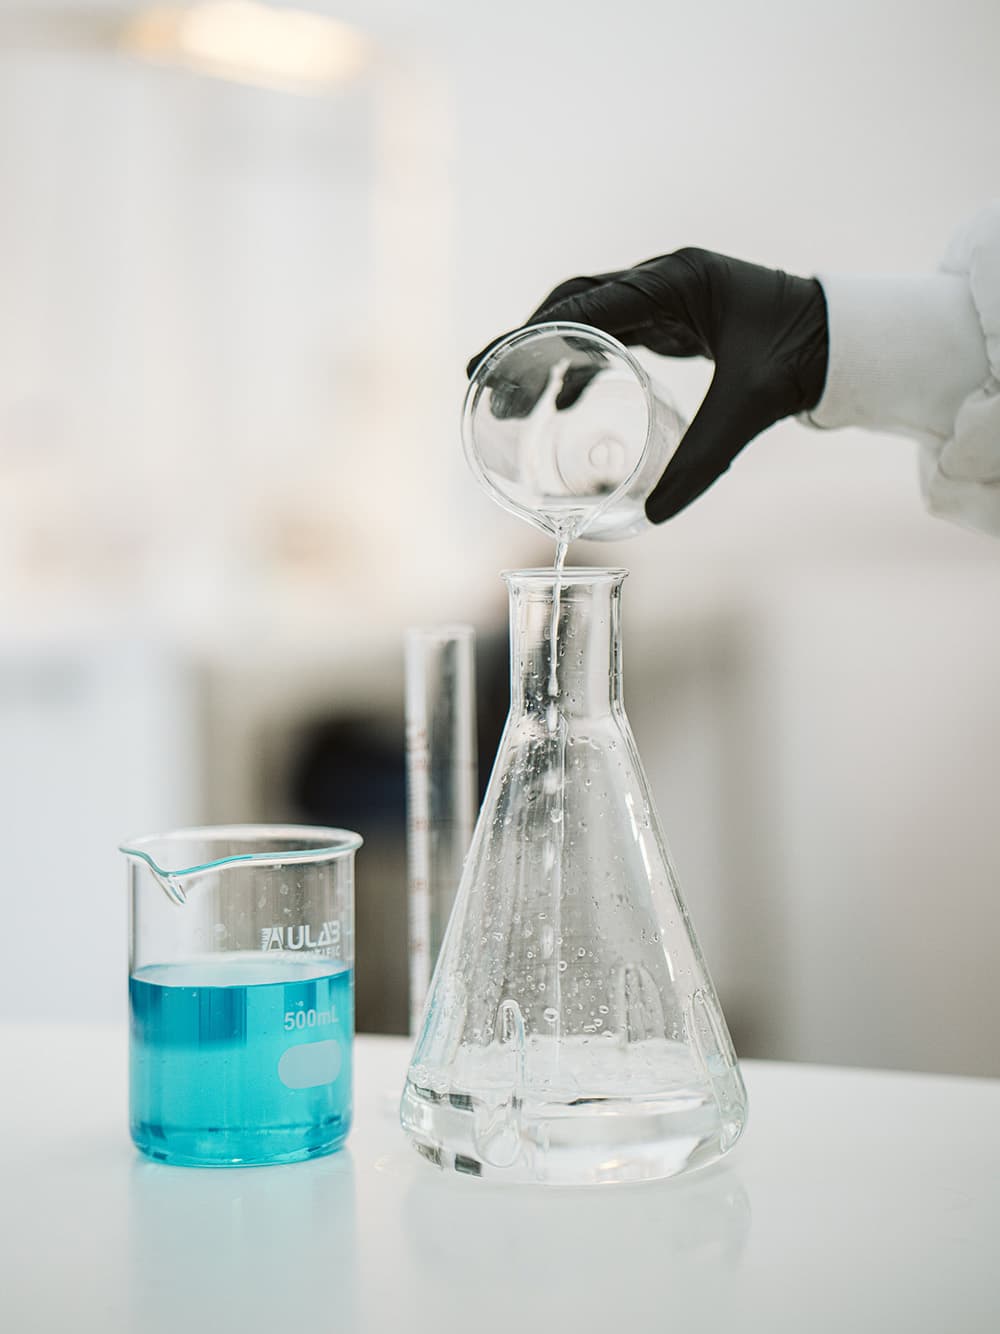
[{"left": 401, "top": 567, "right": 747, "bottom": 1184}]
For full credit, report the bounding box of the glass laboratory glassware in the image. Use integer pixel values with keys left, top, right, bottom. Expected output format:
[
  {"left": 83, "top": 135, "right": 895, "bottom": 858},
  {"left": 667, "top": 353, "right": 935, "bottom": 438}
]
[
  {"left": 401, "top": 569, "right": 747, "bottom": 1184},
  {"left": 463, "top": 322, "right": 687, "bottom": 542},
  {"left": 121, "top": 824, "right": 361, "bottom": 1167},
  {"left": 405, "top": 624, "right": 478, "bottom": 1035}
]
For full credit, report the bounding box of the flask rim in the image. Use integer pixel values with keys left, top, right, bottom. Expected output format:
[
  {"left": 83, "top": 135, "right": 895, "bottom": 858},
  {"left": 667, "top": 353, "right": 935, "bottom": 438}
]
[{"left": 501, "top": 566, "right": 627, "bottom": 587}]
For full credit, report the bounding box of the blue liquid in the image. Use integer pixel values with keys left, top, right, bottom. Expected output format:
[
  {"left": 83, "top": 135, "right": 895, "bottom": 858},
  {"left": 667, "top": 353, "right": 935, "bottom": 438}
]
[{"left": 130, "top": 955, "right": 353, "bottom": 1167}]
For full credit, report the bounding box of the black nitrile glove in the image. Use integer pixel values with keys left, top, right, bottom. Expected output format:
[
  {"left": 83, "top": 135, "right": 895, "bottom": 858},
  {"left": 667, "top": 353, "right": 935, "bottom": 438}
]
[{"left": 467, "top": 248, "right": 829, "bottom": 523}]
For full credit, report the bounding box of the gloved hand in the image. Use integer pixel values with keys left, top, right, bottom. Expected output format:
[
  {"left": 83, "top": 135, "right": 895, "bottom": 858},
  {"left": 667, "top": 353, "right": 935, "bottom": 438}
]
[{"left": 467, "top": 248, "right": 829, "bottom": 523}]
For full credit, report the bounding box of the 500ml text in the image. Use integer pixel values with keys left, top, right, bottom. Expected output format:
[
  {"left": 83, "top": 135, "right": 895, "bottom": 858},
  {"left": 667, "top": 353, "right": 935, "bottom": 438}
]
[{"left": 283, "top": 1006, "right": 338, "bottom": 1031}]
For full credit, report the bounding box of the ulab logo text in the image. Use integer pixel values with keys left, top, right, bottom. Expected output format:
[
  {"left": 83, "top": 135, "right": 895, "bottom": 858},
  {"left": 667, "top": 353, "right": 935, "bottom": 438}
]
[{"left": 260, "top": 921, "right": 341, "bottom": 951}]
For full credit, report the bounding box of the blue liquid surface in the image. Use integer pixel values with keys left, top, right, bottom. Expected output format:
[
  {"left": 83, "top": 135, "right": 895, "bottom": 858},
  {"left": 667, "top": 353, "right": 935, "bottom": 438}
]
[{"left": 130, "top": 955, "right": 353, "bottom": 1167}]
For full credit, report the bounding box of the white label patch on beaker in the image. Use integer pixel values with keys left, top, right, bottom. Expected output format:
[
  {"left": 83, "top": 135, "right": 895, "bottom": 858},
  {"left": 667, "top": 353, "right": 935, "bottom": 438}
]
[{"left": 278, "top": 1039, "right": 342, "bottom": 1089}]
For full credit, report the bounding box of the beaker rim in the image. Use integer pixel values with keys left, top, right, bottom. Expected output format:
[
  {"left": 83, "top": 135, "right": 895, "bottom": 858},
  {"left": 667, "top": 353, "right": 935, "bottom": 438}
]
[
  {"left": 462, "top": 321, "right": 656, "bottom": 543},
  {"left": 466, "top": 320, "right": 648, "bottom": 389},
  {"left": 119, "top": 823, "right": 363, "bottom": 878}
]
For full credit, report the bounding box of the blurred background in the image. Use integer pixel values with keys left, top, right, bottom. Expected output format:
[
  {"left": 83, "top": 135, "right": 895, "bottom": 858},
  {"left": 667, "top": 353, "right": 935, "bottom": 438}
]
[{"left": 2, "top": 0, "right": 998, "bottom": 1074}]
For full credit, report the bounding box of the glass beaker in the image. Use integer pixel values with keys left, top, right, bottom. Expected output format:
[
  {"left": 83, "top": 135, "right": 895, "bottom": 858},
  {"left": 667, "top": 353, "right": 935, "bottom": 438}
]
[
  {"left": 121, "top": 824, "right": 361, "bottom": 1167},
  {"left": 401, "top": 569, "right": 747, "bottom": 1184},
  {"left": 463, "top": 322, "right": 686, "bottom": 542}
]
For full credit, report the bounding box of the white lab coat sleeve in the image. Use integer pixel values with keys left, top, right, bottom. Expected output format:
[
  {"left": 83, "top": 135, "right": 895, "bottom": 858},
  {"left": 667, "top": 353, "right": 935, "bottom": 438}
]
[{"left": 805, "top": 203, "right": 1000, "bottom": 537}]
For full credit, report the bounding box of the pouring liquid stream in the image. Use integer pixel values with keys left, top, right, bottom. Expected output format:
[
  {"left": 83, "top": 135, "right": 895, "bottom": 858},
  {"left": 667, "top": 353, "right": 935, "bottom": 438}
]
[
  {"left": 545, "top": 534, "right": 570, "bottom": 1072},
  {"left": 547, "top": 536, "right": 569, "bottom": 710}
]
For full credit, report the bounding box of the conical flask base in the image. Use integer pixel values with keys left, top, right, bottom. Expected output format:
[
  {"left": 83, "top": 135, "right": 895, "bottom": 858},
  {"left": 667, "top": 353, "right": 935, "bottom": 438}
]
[{"left": 402, "top": 1031, "right": 745, "bottom": 1184}]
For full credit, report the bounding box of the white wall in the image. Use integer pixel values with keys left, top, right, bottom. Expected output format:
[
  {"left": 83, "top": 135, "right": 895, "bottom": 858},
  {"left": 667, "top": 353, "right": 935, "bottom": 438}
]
[
  {"left": 0, "top": 637, "right": 201, "bottom": 1024},
  {"left": 1, "top": 0, "right": 998, "bottom": 1070}
]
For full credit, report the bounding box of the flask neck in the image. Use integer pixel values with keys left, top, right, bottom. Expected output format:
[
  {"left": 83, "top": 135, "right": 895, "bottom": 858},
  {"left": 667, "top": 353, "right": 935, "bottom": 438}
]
[{"left": 505, "top": 568, "right": 626, "bottom": 719}]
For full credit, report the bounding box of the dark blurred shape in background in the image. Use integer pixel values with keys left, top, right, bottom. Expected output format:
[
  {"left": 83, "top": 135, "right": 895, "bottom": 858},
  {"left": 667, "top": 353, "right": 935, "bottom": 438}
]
[{"left": 287, "top": 631, "right": 508, "bottom": 1033}]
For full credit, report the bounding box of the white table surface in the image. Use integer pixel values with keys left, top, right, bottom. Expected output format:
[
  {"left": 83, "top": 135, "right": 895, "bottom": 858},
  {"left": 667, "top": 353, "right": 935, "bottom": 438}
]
[{"left": 2, "top": 1026, "right": 998, "bottom": 1333}]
